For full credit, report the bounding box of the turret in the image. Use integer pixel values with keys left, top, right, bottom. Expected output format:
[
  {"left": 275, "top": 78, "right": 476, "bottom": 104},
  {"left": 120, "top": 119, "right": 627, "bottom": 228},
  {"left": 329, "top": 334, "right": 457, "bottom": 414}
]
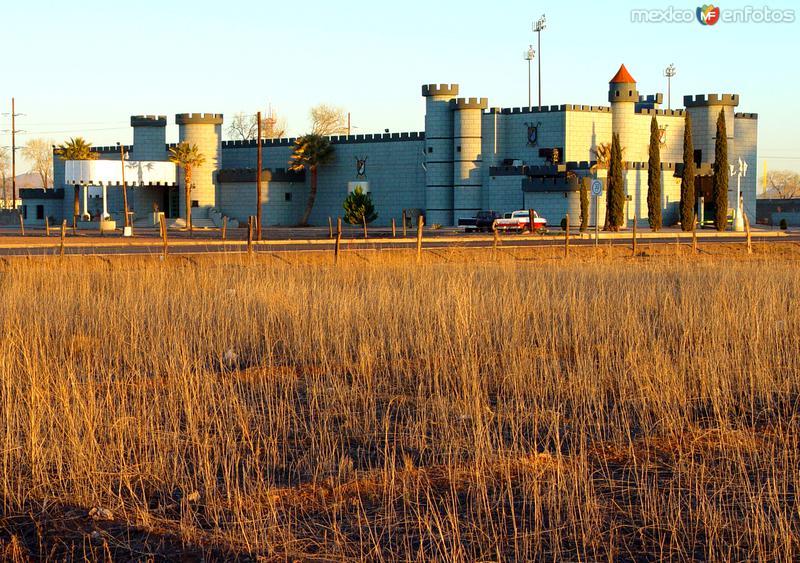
[
  {"left": 131, "top": 115, "right": 167, "bottom": 161},
  {"left": 451, "top": 97, "right": 488, "bottom": 221},
  {"left": 683, "top": 94, "right": 738, "bottom": 166},
  {"left": 608, "top": 64, "right": 642, "bottom": 161},
  {"left": 422, "top": 84, "right": 459, "bottom": 226},
  {"left": 176, "top": 113, "right": 223, "bottom": 220}
]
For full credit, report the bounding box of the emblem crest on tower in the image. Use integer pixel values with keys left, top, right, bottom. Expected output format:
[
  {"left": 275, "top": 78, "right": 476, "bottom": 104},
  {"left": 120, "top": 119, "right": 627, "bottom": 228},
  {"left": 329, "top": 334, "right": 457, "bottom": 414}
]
[
  {"left": 526, "top": 122, "right": 541, "bottom": 146},
  {"left": 355, "top": 156, "right": 367, "bottom": 178},
  {"left": 658, "top": 127, "right": 667, "bottom": 145}
]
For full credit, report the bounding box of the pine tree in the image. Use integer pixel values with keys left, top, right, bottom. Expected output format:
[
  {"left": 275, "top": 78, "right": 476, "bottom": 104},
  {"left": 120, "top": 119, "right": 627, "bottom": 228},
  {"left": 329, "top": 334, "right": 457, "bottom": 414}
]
[
  {"left": 680, "top": 111, "right": 695, "bottom": 231},
  {"left": 605, "top": 133, "right": 625, "bottom": 231},
  {"left": 343, "top": 186, "right": 377, "bottom": 225},
  {"left": 712, "top": 109, "right": 729, "bottom": 231},
  {"left": 647, "top": 116, "right": 662, "bottom": 231}
]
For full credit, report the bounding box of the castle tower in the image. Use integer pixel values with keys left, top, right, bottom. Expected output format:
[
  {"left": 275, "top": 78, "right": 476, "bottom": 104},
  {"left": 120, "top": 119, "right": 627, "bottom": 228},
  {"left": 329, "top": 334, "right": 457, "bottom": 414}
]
[
  {"left": 131, "top": 115, "right": 168, "bottom": 161},
  {"left": 451, "top": 97, "right": 488, "bottom": 221},
  {"left": 175, "top": 113, "right": 223, "bottom": 219},
  {"left": 608, "top": 64, "right": 640, "bottom": 161},
  {"left": 422, "top": 84, "right": 459, "bottom": 226},
  {"left": 684, "top": 94, "right": 738, "bottom": 168}
]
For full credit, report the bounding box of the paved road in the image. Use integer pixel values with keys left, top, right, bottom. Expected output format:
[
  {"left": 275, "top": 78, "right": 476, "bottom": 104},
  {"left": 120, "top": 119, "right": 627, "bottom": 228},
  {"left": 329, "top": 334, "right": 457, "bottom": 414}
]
[{"left": 0, "top": 233, "right": 795, "bottom": 257}]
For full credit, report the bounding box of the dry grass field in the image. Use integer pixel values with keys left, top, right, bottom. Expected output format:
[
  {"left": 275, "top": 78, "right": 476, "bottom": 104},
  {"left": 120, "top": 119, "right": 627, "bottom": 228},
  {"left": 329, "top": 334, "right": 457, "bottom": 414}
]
[{"left": 0, "top": 243, "right": 798, "bottom": 561}]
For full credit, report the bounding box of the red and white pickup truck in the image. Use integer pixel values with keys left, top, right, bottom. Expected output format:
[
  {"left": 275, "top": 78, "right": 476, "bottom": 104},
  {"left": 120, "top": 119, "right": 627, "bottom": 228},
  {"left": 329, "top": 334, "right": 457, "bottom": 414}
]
[{"left": 494, "top": 210, "right": 548, "bottom": 233}]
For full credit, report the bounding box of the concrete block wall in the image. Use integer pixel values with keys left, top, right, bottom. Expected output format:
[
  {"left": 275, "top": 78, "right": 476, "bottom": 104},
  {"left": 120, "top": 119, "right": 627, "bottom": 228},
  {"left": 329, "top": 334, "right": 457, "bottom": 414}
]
[
  {"left": 564, "top": 109, "right": 612, "bottom": 163},
  {"left": 485, "top": 175, "right": 525, "bottom": 217},
  {"left": 423, "top": 86, "right": 458, "bottom": 226},
  {"left": 20, "top": 198, "right": 64, "bottom": 226},
  {"left": 497, "top": 110, "right": 567, "bottom": 167},
  {"left": 218, "top": 181, "right": 307, "bottom": 225},
  {"left": 131, "top": 116, "right": 168, "bottom": 161}
]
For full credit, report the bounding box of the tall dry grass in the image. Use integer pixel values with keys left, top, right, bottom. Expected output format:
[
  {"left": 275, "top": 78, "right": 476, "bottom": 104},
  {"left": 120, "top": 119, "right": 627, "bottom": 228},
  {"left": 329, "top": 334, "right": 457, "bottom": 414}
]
[{"left": 0, "top": 251, "right": 798, "bottom": 560}]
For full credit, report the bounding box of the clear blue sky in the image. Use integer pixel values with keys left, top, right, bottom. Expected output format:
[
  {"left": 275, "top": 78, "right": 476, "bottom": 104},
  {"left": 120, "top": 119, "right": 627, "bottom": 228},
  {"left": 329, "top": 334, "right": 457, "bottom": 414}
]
[{"left": 2, "top": 0, "right": 798, "bottom": 176}]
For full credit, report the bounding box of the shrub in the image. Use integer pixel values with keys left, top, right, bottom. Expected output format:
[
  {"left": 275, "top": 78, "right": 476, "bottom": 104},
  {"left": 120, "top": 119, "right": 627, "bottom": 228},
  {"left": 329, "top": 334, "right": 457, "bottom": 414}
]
[
  {"left": 343, "top": 186, "right": 377, "bottom": 225},
  {"left": 780, "top": 218, "right": 788, "bottom": 230}
]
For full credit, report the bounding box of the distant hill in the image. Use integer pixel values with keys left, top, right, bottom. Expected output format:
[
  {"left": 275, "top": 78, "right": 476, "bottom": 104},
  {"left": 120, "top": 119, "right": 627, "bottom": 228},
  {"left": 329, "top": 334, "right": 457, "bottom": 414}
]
[{"left": 1, "top": 173, "right": 48, "bottom": 189}]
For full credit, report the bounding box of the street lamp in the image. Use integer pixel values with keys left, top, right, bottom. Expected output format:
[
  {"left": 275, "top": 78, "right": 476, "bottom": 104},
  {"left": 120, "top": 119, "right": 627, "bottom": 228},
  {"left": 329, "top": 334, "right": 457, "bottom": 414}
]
[
  {"left": 664, "top": 63, "right": 677, "bottom": 110},
  {"left": 524, "top": 45, "right": 535, "bottom": 111},
  {"left": 730, "top": 157, "right": 748, "bottom": 232},
  {"left": 532, "top": 14, "right": 546, "bottom": 111}
]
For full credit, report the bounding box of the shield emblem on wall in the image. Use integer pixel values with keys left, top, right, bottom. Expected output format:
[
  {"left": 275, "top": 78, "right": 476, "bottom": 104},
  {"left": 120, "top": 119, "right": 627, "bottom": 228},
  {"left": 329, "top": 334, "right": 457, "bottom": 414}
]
[
  {"left": 527, "top": 122, "right": 541, "bottom": 146},
  {"left": 355, "top": 156, "right": 367, "bottom": 178},
  {"left": 658, "top": 127, "right": 667, "bottom": 145}
]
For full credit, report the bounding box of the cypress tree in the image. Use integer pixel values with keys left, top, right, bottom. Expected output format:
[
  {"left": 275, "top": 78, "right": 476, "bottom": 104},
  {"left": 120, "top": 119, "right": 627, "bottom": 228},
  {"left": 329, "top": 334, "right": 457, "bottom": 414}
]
[
  {"left": 579, "top": 180, "right": 589, "bottom": 232},
  {"left": 680, "top": 111, "right": 695, "bottom": 231},
  {"left": 605, "top": 132, "right": 625, "bottom": 231},
  {"left": 647, "top": 115, "right": 662, "bottom": 231},
  {"left": 712, "top": 109, "right": 729, "bottom": 231}
]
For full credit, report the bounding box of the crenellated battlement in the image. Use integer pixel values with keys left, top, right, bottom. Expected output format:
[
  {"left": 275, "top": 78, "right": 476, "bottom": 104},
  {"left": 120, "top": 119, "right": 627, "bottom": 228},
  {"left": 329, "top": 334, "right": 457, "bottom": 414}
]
[
  {"left": 451, "top": 97, "right": 488, "bottom": 110},
  {"left": 683, "top": 94, "right": 739, "bottom": 108},
  {"left": 220, "top": 131, "right": 426, "bottom": 150},
  {"left": 735, "top": 112, "right": 758, "bottom": 119},
  {"left": 131, "top": 115, "right": 167, "bottom": 127},
  {"left": 637, "top": 94, "right": 664, "bottom": 105},
  {"left": 495, "top": 104, "right": 611, "bottom": 115},
  {"left": 637, "top": 108, "right": 686, "bottom": 117},
  {"left": 422, "top": 84, "right": 460, "bottom": 97},
  {"left": 90, "top": 144, "right": 133, "bottom": 154},
  {"left": 176, "top": 113, "right": 224, "bottom": 125}
]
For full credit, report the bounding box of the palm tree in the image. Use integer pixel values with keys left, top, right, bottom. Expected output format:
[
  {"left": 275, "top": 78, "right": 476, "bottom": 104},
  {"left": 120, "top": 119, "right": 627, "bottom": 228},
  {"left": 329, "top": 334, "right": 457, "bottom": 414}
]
[
  {"left": 55, "top": 137, "right": 97, "bottom": 223},
  {"left": 591, "top": 142, "right": 626, "bottom": 173},
  {"left": 289, "top": 134, "right": 334, "bottom": 226},
  {"left": 169, "top": 142, "right": 205, "bottom": 234}
]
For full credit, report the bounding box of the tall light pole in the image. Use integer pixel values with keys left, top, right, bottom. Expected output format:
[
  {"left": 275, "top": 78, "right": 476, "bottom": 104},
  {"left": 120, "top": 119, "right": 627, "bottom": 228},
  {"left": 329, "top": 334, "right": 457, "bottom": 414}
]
[
  {"left": 664, "top": 63, "right": 676, "bottom": 110},
  {"left": 533, "top": 15, "right": 546, "bottom": 111},
  {"left": 524, "top": 46, "right": 535, "bottom": 111}
]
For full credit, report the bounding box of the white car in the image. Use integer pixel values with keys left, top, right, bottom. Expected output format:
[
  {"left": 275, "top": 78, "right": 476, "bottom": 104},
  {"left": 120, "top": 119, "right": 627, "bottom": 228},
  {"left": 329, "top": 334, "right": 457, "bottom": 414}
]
[{"left": 494, "top": 210, "right": 548, "bottom": 233}]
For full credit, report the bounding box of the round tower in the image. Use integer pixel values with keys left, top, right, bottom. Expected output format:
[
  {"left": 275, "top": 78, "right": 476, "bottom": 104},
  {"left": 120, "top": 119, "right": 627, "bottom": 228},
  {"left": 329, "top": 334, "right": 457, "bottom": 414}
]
[
  {"left": 175, "top": 113, "right": 223, "bottom": 219},
  {"left": 608, "top": 64, "right": 640, "bottom": 161},
  {"left": 422, "top": 84, "right": 459, "bottom": 226},
  {"left": 684, "top": 94, "right": 739, "bottom": 168},
  {"left": 131, "top": 115, "right": 168, "bottom": 161},
  {"left": 452, "top": 97, "right": 488, "bottom": 222}
]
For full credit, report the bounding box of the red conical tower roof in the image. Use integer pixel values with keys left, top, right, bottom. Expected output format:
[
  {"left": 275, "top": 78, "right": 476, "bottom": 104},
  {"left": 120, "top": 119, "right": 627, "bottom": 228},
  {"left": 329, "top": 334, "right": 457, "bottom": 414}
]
[{"left": 610, "top": 64, "right": 636, "bottom": 84}]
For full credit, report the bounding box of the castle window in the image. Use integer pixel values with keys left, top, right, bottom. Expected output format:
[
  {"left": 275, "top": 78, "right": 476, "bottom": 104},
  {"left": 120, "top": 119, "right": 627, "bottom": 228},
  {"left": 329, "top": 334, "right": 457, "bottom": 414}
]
[
  {"left": 629, "top": 90, "right": 632, "bottom": 96},
  {"left": 36, "top": 205, "right": 44, "bottom": 220},
  {"left": 191, "top": 200, "right": 199, "bottom": 208},
  {"left": 615, "top": 91, "right": 620, "bottom": 97},
  {"left": 456, "top": 146, "right": 462, "bottom": 153},
  {"left": 428, "top": 147, "right": 434, "bottom": 154},
  {"left": 285, "top": 192, "right": 292, "bottom": 202}
]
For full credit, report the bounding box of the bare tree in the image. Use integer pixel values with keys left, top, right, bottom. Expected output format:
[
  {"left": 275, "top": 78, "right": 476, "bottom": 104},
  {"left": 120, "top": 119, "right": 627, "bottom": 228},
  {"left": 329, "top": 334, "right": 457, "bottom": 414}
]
[
  {"left": 0, "top": 147, "right": 9, "bottom": 207},
  {"left": 310, "top": 104, "right": 348, "bottom": 136},
  {"left": 762, "top": 170, "right": 800, "bottom": 199},
  {"left": 21, "top": 138, "right": 54, "bottom": 189},
  {"left": 226, "top": 111, "right": 288, "bottom": 141}
]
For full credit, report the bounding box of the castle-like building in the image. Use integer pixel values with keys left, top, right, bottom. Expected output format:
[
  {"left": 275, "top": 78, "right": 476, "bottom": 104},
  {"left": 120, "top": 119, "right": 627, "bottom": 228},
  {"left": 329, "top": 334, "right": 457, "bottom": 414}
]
[{"left": 25, "top": 65, "right": 757, "bottom": 228}]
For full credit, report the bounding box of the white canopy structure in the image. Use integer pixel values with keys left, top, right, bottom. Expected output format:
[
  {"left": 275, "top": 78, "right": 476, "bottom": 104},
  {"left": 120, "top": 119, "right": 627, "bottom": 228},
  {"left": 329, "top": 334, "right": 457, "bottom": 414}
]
[
  {"left": 64, "top": 160, "right": 177, "bottom": 220},
  {"left": 64, "top": 160, "right": 177, "bottom": 186}
]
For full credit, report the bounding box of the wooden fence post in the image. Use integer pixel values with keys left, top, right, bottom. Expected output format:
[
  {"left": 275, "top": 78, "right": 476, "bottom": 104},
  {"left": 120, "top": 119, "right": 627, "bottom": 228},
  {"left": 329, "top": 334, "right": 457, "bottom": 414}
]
[
  {"left": 159, "top": 214, "right": 168, "bottom": 259},
  {"left": 45, "top": 217, "right": 50, "bottom": 237},
  {"left": 60, "top": 220, "right": 66, "bottom": 257},
  {"left": 402, "top": 210, "right": 407, "bottom": 237},
  {"left": 392, "top": 218, "right": 396, "bottom": 238},
  {"left": 528, "top": 209, "right": 535, "bottom": 234},
  {"left": 744, "top": 212, "right": 752, "bottom": 255},
  {"left": 328, "top": 216, "right": 333, "bottom": 239},
  {"left": 632, "top": 216, "right": 637, "bottom": 257},
  {"left": 416, "top": 216, "right": 424, "bottom": 263},
  {"left": 692, "top": 220, "right": 698, "bottom": 254},
  {"left": 247, "top": 216, "right": 253, "bottom": 254},
  {"left": 335, "top": 217, "right": 342, "bottom": 265},
  {"left": 18, "top": 213, "right": 24, "bottom": 236},
  {"left": 362, "top": 215, "right": 368, "bottom": 240},
  {"left": 564, "top": 214, "right": 570, "bottom": 258},
  {"left": 221, "top": 216, "right": 228, "bottom": 240}
]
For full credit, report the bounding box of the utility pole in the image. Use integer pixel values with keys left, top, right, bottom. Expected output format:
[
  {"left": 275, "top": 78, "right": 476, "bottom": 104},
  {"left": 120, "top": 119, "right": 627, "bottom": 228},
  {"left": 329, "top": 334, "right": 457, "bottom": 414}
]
[
  {"left": 347, "top": 112, "right": 351, "bottom": 136},
  {"left": 664, "top": 64, "right": 676, "bottom": 110},
  {"left": 533, "top": 15, "right": 546, "bottom": 111},
  {"left": 256, "top": 110, "right": 262, "bottom": 240}
]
